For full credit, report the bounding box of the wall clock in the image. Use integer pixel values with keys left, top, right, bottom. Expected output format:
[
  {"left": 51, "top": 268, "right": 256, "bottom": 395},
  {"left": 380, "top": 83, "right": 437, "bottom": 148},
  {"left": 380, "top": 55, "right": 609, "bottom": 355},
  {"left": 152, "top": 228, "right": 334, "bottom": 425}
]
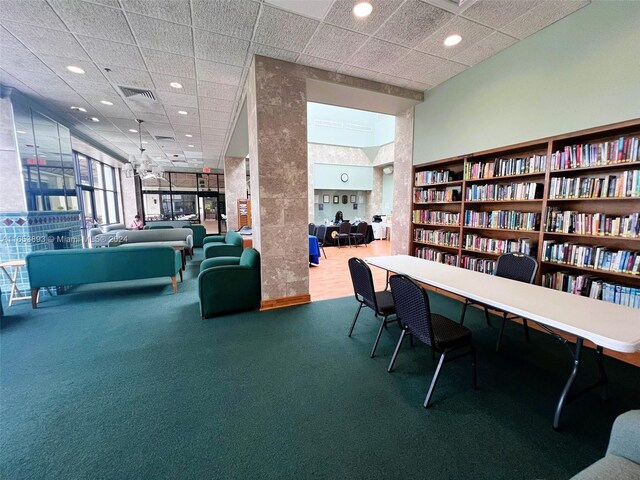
[{"left": 340, "top": 173, "right": 349, "bottom": 183}]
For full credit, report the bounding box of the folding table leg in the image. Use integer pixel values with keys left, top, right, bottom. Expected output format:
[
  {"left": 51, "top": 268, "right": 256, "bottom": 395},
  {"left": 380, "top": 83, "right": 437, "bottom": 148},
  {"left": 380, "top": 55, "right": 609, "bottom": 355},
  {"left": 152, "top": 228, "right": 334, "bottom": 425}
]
[{"left": 553, "top": 338, "right": 583, "bottom": 430}]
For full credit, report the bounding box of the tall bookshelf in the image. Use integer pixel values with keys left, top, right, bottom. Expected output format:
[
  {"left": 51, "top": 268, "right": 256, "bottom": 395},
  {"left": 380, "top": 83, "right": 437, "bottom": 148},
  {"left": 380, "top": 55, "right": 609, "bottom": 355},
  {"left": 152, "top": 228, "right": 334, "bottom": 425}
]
[{"left": 411, "top": 119, "right": 640, "bottom": 310}]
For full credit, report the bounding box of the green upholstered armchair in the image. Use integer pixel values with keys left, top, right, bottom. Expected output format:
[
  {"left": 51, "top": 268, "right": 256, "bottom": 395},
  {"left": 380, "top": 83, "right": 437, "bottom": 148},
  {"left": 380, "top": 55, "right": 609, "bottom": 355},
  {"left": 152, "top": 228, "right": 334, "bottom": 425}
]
[
  {"left": 202, "top": 230, "right": 243, "bottom": 259},
  {"left": 183, "top": 224, "right": 207, "bottom": 248},
  {"left": 198, "top": 248, "right": 261, "bottom": 319}
]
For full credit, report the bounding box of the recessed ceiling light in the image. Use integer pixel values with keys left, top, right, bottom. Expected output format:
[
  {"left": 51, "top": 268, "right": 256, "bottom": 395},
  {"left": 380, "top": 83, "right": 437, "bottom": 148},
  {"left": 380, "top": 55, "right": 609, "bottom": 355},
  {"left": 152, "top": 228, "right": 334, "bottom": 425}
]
[
  {"left": 185, "top": 134, "right": 192, "bottom": 138},
  {"left": 178, "top": 110, "right": 188, "bottom": 115},
  {"left": 141, "top": 141, "right": 148, "bottom": 144},
  {"left": 70, "top": 106, "right": 87, "bottom": 113},
  {"left": 66, "top": 65, "right": 85, "bottom": 74},
  {"left": 170, "top": 82, "right": 183, "bottom": 89},
  {"left": 88, "top": 117, "right": 100, "bottom": 122},
  {"left": 444, "top": 34, "right": 462, "bottom": 47},
  {"left": 129, "top": 129, "right": 138, "bottom": 133},
  {"left": 16, "top": 130, "right": 27, "bottom": 134},
  {"left": 100, "top": 100, "right": 113, "bottom": 105},
  {"left": 353, "top": 2, "right": 373, "bottom": 17},
  {"left": 188, "top": 144, "right": 194, "bottom": 148}
]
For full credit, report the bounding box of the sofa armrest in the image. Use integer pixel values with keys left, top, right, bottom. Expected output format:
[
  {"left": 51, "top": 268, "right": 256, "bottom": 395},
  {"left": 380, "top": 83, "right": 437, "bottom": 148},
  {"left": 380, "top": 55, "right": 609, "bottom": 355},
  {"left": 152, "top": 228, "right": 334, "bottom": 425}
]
[
  {"left": 203, "top": 235, "right": 225, "bottom": 245},
  {"left": 198, "top": 267, "right": 260, "bottom": 318},
  {"left": 204, "top": 243, "right": 243, "bottom": 259},
  {"left": 200, "top": 256, "right": 241, "bottom": 272},
  {"left": 607, "top": 410, "right": 640, "bottom": 464}
]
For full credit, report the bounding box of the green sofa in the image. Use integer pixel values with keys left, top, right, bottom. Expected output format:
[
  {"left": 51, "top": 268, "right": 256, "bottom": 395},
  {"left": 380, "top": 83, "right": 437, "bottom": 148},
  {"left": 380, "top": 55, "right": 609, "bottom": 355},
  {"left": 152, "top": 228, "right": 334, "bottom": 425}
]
[
  {"left": 571, "top": 410, "right": 640, "bottom": 479},
  {"left": 203, "top": 230, "right": 243, "bottom": 259},
  {"left": 198, "top": 248, "right": 261, "bottom": 318},
  {"left": 26, "top": 245, "right": 183, "bottom": 308},
  {"left": 183, "top": 224, "right": 207, "bottom": 248},
  {"left": 112, "top": 228, "right": 193, "bottom": 259}
]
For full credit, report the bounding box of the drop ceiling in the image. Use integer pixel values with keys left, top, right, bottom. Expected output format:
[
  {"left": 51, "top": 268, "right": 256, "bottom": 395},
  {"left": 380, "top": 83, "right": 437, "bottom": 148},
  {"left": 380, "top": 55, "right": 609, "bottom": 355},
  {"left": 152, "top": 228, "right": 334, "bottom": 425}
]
[{"left": 0, "top": 0, "right": 589, "bottom": 171}]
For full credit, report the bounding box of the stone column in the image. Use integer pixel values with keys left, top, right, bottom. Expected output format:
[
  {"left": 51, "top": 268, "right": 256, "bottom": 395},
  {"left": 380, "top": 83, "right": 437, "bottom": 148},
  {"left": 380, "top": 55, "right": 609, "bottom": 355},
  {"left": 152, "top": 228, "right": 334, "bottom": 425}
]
[
  {"left": 223, "top": 156, "right": 247, "bottom": 231},
  {"left": 0, "top": 93, "right": 27, "bottom": 212},
  {"left": 391, "top": 107, "right": 414, "bottom": 255},
  {"left": 246, "top": 57, "right": 310, "bottom": 309}
]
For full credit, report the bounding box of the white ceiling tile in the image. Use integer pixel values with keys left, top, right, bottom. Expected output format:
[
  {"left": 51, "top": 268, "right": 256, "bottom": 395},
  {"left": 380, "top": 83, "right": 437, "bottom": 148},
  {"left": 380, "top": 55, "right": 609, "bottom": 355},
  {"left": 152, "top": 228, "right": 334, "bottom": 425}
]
[
  {"left": 195, "top": 60, "right": 244, "bottom": 86},
  {"left": 122, "top": 0, "right": 192, "bottom": 25},
  {"left": 197, "top": 81, "right": 237, "bottom": 100},
  {"left": 198, "top": 96, "right": 235, "bottom": 112},
  {"left": 0, "top": 0, "right": 67, "bottom": 29},
  {"left": 501, "top": 0, "right": 589, "bottom": 40},
  {"left": 127, "top": 98, "right": 168, "bottom": 115},
  {"left": 78, "top": 36, "right": 146, "bottom": 70},
  {"left": 324, "top": 0, "right": 405, "bottom": 35},
  {"left": 246, "top": 43, "right": 300, "bottom": 64},
  {"left": 296, "top": 54, "right": 341, "bottom": 72},
  {"left": 199, "top": 115, "right": 231, "bottom": 130},
  {"left": 421, "top": 60, "right": 468, "bottom": 86},
  {"left": 141, "top": 48, "right": 196, "bottom": 79},
  {"left": 127, "top": 13, "right": 194, "bottom": 56},
  {"left": 48, "top": 0, "right": 136, "bottom": 43},
  {"left": 416, "top": 16, "right": 493, "bottom": 59},
  {"left": 86, "top": 0, "right": 122, "bottom": 7},
  {"left": 303, "top": 24, "right": 368, "bottom": 63},
  {"left": 2, "top": 21, "right": 90, "bottom": 60},
  {"left": 337, "top": 65, "right": 381, "bottom": 83},
  {"left": 70, "top": 80, "right": 121, "bottom": 98},
  {"left": 461, "top": 0, "right": 543, "bottom": 29},
  {"left": 0, "top": 27, "right": 52, "bottom": 74},
  {"left": 452, "top": 31, "right": 517, "bottom": 66},
  {"left": 151, "top": 73, "right": 197, "bottom": 95},
  {"left": 382, "top": 50, "right": 449, "bottom": 79},
  {"left": 253, "top": 5, "right": 319, "bottom": 52},
  {"left": 347, "top": 38, "right": 411, "bottom": 72},
  {"left": 194, "top": 29, "right": 249, "bottom": 66},
  {"left": 375, "top": 0, "right": 454, "bottom": 48},
  {"left": 157, "top": 92, "right": 199, "bottom": 108},
  {"left": 191, "top": 0, "right": 259, "bottom": 39},
  {"left": 105, "top": 66, "right": 155, "bottom": 90},
  {"left": 133, "top": 113, "right": 170, "bottom": 124},
  {"left": 266, "top": 0, "right": 334, "bottom": 20},
  {"left": 399, "top": 79, "right": 432, "bottom": 92},
  {"left": 37, "top": 54, "right": 108, "bottom": 84}
]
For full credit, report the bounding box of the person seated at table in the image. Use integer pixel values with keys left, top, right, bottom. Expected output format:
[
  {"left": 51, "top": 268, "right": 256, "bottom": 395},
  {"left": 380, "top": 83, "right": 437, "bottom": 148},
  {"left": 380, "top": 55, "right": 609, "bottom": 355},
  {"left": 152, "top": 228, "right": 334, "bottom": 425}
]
[
  {"left": 334, "top": 211, "right": 344, "bottom": 224},
  {"left": 130, "top": 214, "right": 144, "bottom": 230}
]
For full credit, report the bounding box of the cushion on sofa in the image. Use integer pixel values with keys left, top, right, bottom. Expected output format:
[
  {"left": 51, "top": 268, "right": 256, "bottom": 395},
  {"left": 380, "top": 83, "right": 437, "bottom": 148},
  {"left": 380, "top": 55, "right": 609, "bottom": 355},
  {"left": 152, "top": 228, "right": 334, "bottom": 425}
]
[{"left": 203, "top": 230, "right": 243, "bottom": 259}]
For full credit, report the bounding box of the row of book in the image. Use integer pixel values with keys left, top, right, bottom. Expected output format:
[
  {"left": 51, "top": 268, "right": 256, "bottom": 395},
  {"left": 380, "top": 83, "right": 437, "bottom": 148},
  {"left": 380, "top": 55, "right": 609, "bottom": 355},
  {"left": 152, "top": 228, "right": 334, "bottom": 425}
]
[
  {"left": 542, "top": 272, "right": 640, "bottom": 309},
  {"left": 464, "top": 155, "right": 547, "bottom": 180},
  {"left": 414, "top": 247, "right": 458, "bottom": 266},
  {"left": 465, "top": 182, "right": 543, "bottom": 201},
  {"left": 414, "top": 229, "right": 459, "bottom": 247},
  {"left": 413, "top": 187, "right": 461, "bottom": 203},
  {"left": 545, "top": 209, "right": 640, "bottom": 237},
  {"left": 412, "top": 210, "right": 460, "bottom": 225},
  {"left": 464, "top": 210, "right": 540, "bottom": 231},
  {"left": 463, "top": 235, "right": 535, "bottom": 256},
  {"left": 548, "top": 170, "right": 640, "bottom": 199},
  {"left": 460, "top": 256, "right": 496, "bottom": 275},
  {"left": 542, "top": 240, "right": 640, "bottom": 275},
  {"left": 551, "top": 136, "right": 640, "bottom": 170},
  {"left": 414, "top": 169, "right": 456, "bottom": 186}
]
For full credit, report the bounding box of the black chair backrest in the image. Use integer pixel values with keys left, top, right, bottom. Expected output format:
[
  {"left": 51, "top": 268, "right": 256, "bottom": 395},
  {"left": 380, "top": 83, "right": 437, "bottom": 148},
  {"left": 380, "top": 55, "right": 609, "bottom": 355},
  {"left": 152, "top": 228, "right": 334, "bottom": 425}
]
[
  {"left": 495, "top": 253, "right": 538, "bottom": 284},
  {"left": 339, "top": 222, "right": 351, "bottom": 234},
  {"left": 390, "top": 274, "right": 435, "bottom": 347},
  {"left": 309, "top": 223, "right": 316, "bottom": 236},
  {"left": 348, "top": 258, "right": 378, "bottom": 311},
  {"left": 356, "top": 222, "right": 368, "bottom": 234},
  {"left": 316, "top": 224, "right": 326, "bottom": 244}
]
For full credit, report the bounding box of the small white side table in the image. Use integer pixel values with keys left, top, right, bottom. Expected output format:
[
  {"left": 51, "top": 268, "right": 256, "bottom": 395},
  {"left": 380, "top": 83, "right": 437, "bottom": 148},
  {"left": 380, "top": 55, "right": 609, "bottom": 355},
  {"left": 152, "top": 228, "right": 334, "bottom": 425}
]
[{"left": 0, "top": 260, "right": 31, "bottom": 306}]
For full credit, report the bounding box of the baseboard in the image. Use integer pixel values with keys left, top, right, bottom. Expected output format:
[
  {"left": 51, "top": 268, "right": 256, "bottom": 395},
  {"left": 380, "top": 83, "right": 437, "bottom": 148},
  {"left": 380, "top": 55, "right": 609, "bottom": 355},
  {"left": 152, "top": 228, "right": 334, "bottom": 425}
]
[{"left": 260, "top": 294, "right": 311, "bottom": 311}]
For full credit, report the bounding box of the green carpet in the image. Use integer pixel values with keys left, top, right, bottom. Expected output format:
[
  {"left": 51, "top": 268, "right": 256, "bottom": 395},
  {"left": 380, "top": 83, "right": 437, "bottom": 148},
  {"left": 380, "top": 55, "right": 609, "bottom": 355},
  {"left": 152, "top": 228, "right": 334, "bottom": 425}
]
[{"left": 1, "top": 251, "right": 639, "bottom": 479}]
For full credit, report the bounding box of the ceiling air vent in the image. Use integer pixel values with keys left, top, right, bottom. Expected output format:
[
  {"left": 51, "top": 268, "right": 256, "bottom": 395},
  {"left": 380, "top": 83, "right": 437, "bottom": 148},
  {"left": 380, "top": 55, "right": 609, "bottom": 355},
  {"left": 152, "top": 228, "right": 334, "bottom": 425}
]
[
  {"left": 154, "top": 135, "right": 176, "bottom": 142},
  {"left": 118, "top": 86, "right": 156, "bottom": 101}
]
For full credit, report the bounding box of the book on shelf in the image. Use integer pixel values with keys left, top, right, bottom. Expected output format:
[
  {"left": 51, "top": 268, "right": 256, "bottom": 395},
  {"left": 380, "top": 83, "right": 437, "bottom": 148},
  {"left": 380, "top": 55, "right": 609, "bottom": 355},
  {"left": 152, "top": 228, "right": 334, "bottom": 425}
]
[
  {"left": 414, "top": 246, "right": 458, "bottom": 266},
  {"left": 465, "top": 182, "right": 544, "bottom": 201},
  {"left": 542, "top": 240, "right": 639, "bottom": 274},
  {"left": 414, "top": 187, "right": 461, "bottom": 203},
  {"left": 464, "top": 210, "right": 540, "bottom": 231},
  {"left": 542, "top": 271, "right": 640, "bottom": 309},
  {"left": 460, "top": 255, "right": 496, "bottom": 275},
  {"left": 464, "top": 155, "right": 547, "bottom": 179},
  {"left": 415, "top": 169, "right": 458, "bottom": 185},
  {"left": 412, "top": 209, "right": 460, "bottom": 225},
  {"left": 414, "top": 228, "right": 459, "bottom": 247},
  {"left": 463, "top": 234, "right": 535, "bottom": 256},
  {"left": 548, "top": 170, "right": 640, "bottom": 199},
  {"left": 551, "top": 135, "right": 640, "bottom": 170},
  {"left": 545, "top": 208, "right": 640, "bottom": 237}
]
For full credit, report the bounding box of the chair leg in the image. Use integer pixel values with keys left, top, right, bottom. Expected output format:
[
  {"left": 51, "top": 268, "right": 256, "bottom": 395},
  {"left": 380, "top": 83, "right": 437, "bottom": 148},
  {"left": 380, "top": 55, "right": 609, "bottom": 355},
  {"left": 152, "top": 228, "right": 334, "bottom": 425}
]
[
  {"left": 388, "top": 328, "right": 406, "bottom": 372},
  {"left": 348, "top": 303, "right": 363, "bottom": 337},
  {"left": 460, "top": 299, "right": 469, "bottom": 325},
  {"left": 320, "top": 245, "right": 327, "bottom": 259},
  {"left": 471, "top": 345, "right": 478, "bottom": 390},
  {"left": 522, "top": 318, "right": 531, "bottom": 343},
  {"left": 484, "top": 306, "right": 492, "bottom": 327},
  {"left": 371, "top": 315, "right": 388, "bottom": 358},
  {"left": 496, "top": 313, "right": 508, "bottom": 352},
  {"left": 424, "top": 350, "right": 448, "bottom": 408}
]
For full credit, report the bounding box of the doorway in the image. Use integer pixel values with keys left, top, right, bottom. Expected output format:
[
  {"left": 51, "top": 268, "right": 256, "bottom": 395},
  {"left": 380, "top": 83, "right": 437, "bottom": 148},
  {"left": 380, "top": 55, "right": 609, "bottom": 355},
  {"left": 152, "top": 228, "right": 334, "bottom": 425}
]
[{"left": 199, "top": 193, "right": 227, "bottom": 234}]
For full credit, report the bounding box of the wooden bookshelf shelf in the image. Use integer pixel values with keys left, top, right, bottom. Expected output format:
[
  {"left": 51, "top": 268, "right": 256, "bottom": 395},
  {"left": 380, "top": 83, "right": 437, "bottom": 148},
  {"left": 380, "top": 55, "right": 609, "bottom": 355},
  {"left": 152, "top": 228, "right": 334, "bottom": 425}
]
[{"left": 411, "top": 118, "right": 640, "bottom": 311}]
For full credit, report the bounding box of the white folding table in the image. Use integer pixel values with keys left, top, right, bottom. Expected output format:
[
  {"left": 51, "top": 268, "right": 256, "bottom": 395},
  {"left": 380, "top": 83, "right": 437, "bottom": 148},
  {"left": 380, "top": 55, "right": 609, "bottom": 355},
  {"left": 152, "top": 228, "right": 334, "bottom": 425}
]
[{"left": 365, "top": 255, "right": 640, "bottom": 430}]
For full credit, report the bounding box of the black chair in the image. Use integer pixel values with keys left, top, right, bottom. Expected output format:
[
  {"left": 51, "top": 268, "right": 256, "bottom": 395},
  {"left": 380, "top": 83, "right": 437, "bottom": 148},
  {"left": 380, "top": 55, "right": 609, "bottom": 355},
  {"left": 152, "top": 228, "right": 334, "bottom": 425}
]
[
  {"left": 308, "top": 223, "right": 316, "bottom": 236},
  {"left": 315, "top": 224, "right": 327, "bottom": 259},
  {"left": 350, "top": 222, "right": 368, "bottom": 247},
  {"left": 336, "top": 222, "right": 351, "bottom": 248},
  {"left": 347, "top": 258, "right": 396, "bottom": 358},
  {"left": 388, "top": 274, "right": 477, "bottom": 408},
  {"left": 460, "top": 252, "right": 538, "bottom": 352}
]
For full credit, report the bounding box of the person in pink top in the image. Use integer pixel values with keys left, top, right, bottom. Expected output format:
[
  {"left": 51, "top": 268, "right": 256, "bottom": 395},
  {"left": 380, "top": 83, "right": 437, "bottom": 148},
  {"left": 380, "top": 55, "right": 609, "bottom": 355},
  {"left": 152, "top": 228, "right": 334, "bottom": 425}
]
[{"left": 130, "top": 214, "right": 144, "bottom": 230}]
